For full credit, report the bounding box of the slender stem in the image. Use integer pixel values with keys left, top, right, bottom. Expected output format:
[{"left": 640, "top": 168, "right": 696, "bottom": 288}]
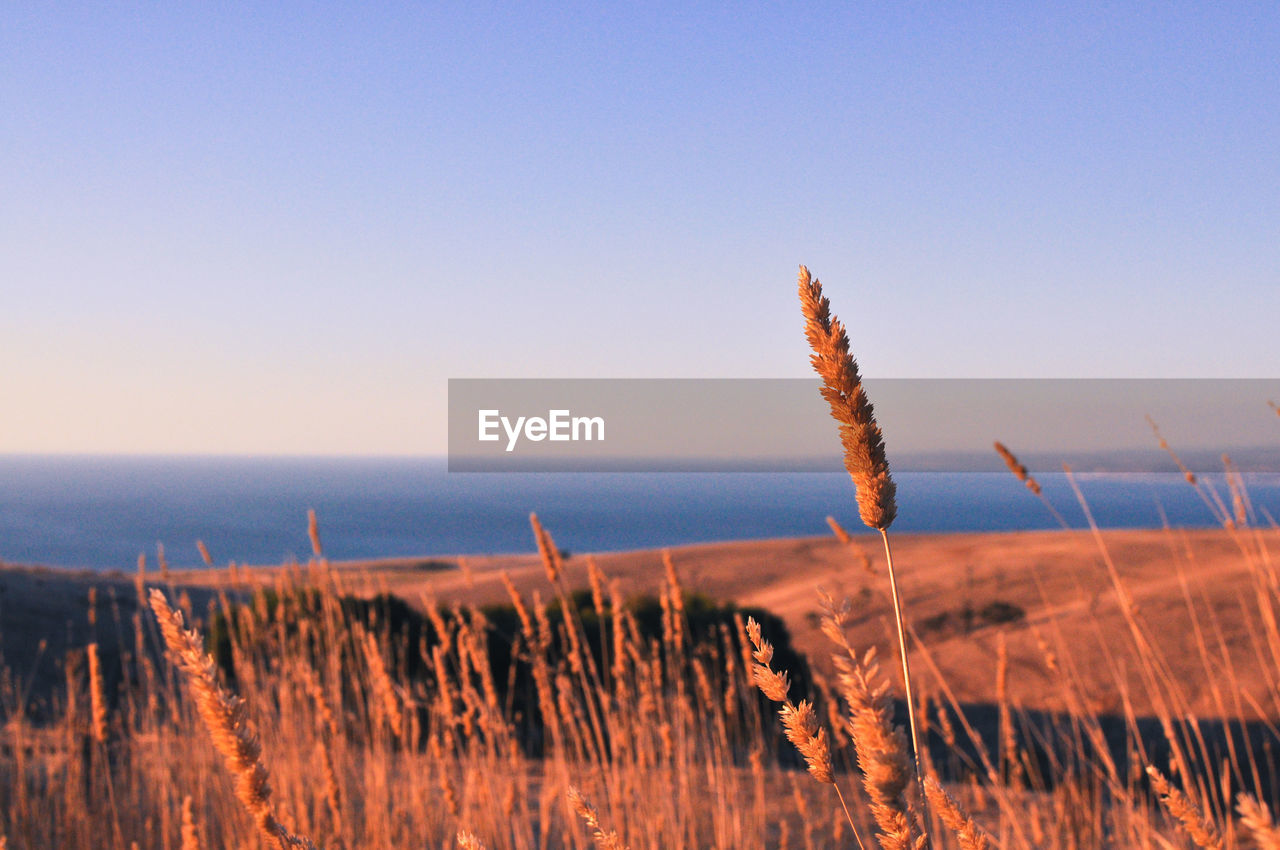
[
  {"left": 833, "top": 783, "right": 869, "bottom": 850},
  {"left": 1037, "top": 491, "right": 1071, "bottom": 530},
  {"left": 879, "top": 529, "right": 926, "bottom": 788}
]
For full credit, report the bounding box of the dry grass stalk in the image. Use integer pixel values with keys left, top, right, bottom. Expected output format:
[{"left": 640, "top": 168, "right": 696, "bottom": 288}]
[
  {"left": 316, "top": 737, "right": 343, "bottom": 836},
  {"left": 799, "top": 265, "right": 924, "bottom": 802},
  {"left": 992, "top": 439, "right": 1071, "bottom": 528},
  {"left": 827, "top": 515, "right": 853, "bottom": 544},
  {"left": 456, "top": 832, "right": 488, "bottom": 850},
  {"left": 307, "top": 508, "right": 323, "bottom": 559},
  {"left": 180, "top": 794, "right": 200, "bottom": 850},
  {"left": 87, "top": 642, "right": 108, "bottom": 743},
  {"left": 839, "top": 651, "right": 920, "bottom": 850},
  {"left": 1237, "top": 793, "right": 1280, "bottom": 849},
  {"left": 781, "top": 700, "right": 835, "bottom": 786},
  {"left": 1145, "top": 415, "right": 1198, "bottom": 486},
  {"left": 196, "top": 539, "right": 213, "bottom": 567},
  {"left": 744, "top": 617, "right": 870, "bottom": 849},
  {"left": 993, "top": 441, "right": 1042, "bottom": 496},
  {"left": 826, "top": 516, "right": 877, "bottom": 576},
  {"left": 744, "top": 617, "right": 834, "bottom": 784},
  {"left": 568, "top": 786, "right": 630, "bottom": 850},
  {"left": 1146, "top": 766, "right": 1223, "bottom": 850},
  {"left": 529, "top": 512, "right": 563, "bottom": 584},
  {"left": 797, "top": 265, "right": 896, "bottom": 530},
  {"left": 587, "top": 556, "right": 608, "bottom": 624},
  {"left": 662, "top": 550, "right": 686, "bottom": 652},
  {"left": 995, "top": 632, "right": 1023, "bottom": 788},
  {"left": 362, "top": 631, "right": 404, "bottom": 739},
  {"left": 135, "top": 553, "right": 147, "bottom": 599},
  {"left": 821, "top": 599, "right": 923, "bottom": 850},
  {"left": 923, "top": 778, "right": 989, "bottom": 850},
  {"left": 147, "top": 589, "right": 318, "bottom": 850}
]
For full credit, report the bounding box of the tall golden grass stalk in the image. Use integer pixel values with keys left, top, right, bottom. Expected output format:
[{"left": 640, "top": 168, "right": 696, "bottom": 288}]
[
  {"left": 87, "top": 642, "right": 108, "bottom": 744},
  {"left": 797, "top": 266, "right": 895, "bottom": 531},
  {"left": 821, "top": 598, "right": 923, "bottom": 850},
  {"left": 746, "top": 615, "right": 868, "bottom": 850},
  {"left": 147, "top": 589, "right": 319, "bottom": 850},
  {"left": 180, "top": 794, "right": 200, "bottom": 850},
  {"left": 361, "top": 630, "right": 404, "bottom": 740},
  {"left": 798, "top": 265, "right": 924, "bottom": 794}
]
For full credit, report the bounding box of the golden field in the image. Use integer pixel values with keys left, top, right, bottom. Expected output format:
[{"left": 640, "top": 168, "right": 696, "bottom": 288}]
[
  {"left": 2, "top": 269, "right": 1277, "bottom": 849},
  {"left": 2, "top": 518, "right": 1279, "bottom": 849}
]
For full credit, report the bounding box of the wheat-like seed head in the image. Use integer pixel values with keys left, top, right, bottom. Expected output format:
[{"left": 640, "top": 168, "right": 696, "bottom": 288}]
[
  {"left": 925, "top": 777, "right": 989, "bottom": 850},
  {"left": 456, "top": 832, "right": 488, "bottom": 850},
  {"left": 1237, "top": 793, "right": 1280, "bottom": 849},
  {"left": 745, "top": 617, "right": 836, "bottom": 785},
  {"left": 821, "top": 599, "right": 921, "bottom": 850},
  {"left": 147, "top": 589, "right": 318, "bottom": 850},
  {"left": 798, "top": 265, "right": 896, "bottom": 530},
  {"left": 779, "top": 700, "right": 835, "bottom": 784},
  {"left": 362, "top": 631, "right": 404, "bottom": 739},
  {"left": 500, "top": 572, "right": 536, "bottom": 645},
  {"left": 993, "top": 441, "right": 1043, "bottom": 496},
  {"left": 744, "top": 617, "right": 789, "bottom": 701},
  {"left": 1146, "top": 766, "right": 1223, "bottom": 850},
  {"left": 568, "top": 786, "right": 631, "bottom": 850},
  {"left": 529, "top": 512, "right": 563, "bottom": 584}
]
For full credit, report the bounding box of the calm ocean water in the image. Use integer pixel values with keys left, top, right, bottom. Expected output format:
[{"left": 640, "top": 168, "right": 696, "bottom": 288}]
[{"left": 0, "top": 456, "right": 1276, "bottom": 570}]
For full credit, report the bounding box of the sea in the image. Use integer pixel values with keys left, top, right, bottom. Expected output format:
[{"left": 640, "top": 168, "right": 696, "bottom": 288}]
[{"left": 0, "top": 456, "right": 1277, "bottom": 571}]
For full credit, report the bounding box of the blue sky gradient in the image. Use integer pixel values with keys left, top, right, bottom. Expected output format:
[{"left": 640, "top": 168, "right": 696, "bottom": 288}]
[{"left": 3, "top": 4, "right": 1277, "bottom": 453}]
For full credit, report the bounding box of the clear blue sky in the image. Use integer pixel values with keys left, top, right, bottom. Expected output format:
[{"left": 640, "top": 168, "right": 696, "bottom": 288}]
[{"left": 3, "top": 4, "right": 1277, "bottom": 454}]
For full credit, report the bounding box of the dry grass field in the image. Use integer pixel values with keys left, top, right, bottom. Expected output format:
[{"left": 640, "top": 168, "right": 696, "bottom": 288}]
[
  {"left": 3, "top": 520, "right": 1280, "bottom": 849},
  {"left": 2, "top": 269, "right": 1277, "bottom": 848}
]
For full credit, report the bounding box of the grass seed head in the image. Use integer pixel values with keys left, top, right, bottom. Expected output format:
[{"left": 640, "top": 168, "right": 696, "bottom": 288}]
[{"left": 798, "top": 266, "right": 896, "bottom": 530}]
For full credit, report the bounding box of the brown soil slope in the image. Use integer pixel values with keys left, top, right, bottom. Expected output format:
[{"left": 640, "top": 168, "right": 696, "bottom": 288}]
[{"left": 4, "top": 527, "right": 1277, "bottom": 721}]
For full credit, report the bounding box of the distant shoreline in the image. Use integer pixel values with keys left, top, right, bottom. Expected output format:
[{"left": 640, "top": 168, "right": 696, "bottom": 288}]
[{"left": 2, "top": 456, "right": 1276, "bottom": 569}]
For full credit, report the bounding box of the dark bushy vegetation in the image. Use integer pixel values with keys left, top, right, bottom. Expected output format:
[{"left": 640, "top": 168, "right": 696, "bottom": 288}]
[{"left": 208, "top": 585, "right": 811, "bottom": 750}]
